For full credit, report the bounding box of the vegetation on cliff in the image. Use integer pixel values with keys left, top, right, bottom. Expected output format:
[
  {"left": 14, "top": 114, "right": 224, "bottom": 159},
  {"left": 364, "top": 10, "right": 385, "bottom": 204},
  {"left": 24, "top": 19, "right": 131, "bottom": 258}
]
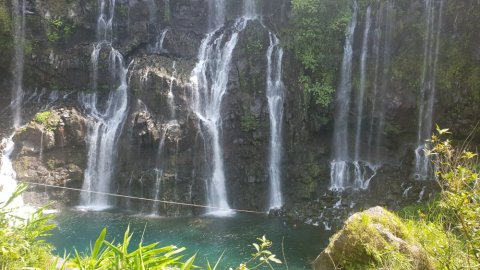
[{"left": 0, "top": 0, "right": 13, "bottom": 73}]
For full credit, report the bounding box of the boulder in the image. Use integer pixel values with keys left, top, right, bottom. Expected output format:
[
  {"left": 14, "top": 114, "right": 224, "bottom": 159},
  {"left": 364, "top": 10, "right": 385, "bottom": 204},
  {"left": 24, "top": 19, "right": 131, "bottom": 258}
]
[{"left": 313, "top": 207, "right": 434, "bottom": 270}]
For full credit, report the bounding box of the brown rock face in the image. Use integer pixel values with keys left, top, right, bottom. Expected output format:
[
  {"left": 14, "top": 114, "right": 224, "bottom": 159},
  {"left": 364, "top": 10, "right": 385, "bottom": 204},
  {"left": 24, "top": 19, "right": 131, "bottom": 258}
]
[{"left": 12, "top": 108, "right": 87, "bottom": 208}]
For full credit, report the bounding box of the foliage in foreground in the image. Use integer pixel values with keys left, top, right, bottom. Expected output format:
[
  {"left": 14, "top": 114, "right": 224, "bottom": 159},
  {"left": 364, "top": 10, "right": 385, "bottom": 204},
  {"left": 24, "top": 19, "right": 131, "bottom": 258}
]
[
  {"left": 319, "top": 127, "right": 480, "bottom": 270},
  {"left": 0, "top": 184, "right": 56, "bottom": 270},
  {"left": 0, "top": 185, "right": 283, "bottom": 269},
  {"left": 424, "top": 126, "right": 480, "bottom": 268},
  {"left": 392, "top": 127, "right": 480, "bottom": 270}
]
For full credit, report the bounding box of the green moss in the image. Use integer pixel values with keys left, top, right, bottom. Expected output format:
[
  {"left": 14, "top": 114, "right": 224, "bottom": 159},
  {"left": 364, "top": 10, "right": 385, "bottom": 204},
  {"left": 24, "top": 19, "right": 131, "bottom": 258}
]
[
  {"left": 45, "top": 16, "right": 74, "bottom": 44},
  {"left": 33, "top": 111, "right": 59, "bottom": 131},
  {"left": 34, "top": 111, "right": 52, "bottom": 124},
  {"left": 240, "top": 111, "right": 260, "bottom": 133},
  {"left": 116, "top": 4, "right": 129, "bottom": 17},
  {"left": 322, "top": 208, "right": 435, "bottom": 270}
]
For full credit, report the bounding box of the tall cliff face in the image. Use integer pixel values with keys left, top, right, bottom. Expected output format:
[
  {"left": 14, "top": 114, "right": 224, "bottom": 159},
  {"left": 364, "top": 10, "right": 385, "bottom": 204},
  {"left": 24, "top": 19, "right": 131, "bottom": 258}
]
[{"left": 0, "top": 0, "right": 478, "bottom": 224}]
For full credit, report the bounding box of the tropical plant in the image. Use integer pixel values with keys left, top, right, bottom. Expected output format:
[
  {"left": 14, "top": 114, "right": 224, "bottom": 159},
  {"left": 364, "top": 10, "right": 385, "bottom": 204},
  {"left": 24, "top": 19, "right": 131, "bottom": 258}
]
[
  {"left": 71, "top": 226, "right": 196, "bottom": 270},
  {"left": 0, "top": 184, "right": 57, "bottom": 270},
  {"left": 426, "top": 125, "right": 480, "bottom": 268}
]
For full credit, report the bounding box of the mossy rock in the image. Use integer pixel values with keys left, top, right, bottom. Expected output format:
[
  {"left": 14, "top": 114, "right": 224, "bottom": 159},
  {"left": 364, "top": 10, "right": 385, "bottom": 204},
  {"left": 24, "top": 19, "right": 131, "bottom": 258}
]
[{"left": 314, "top": 207, "right": 434, "bottom": 270}]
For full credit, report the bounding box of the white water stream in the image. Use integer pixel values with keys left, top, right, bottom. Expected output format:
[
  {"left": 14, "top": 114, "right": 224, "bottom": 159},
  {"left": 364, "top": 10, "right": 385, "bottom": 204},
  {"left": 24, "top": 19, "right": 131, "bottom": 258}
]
[
  {"left": 79, "top": 0, "right": 129, "bottom": 209},
  {"left": 266, "top": 33, "right": 285, "bottom": 210},
  {"left": 414, "top": 0, "right": 444, "bottom": 180},
  {"left": 330, "top": 3, "right": 358, "bottom": 190}
]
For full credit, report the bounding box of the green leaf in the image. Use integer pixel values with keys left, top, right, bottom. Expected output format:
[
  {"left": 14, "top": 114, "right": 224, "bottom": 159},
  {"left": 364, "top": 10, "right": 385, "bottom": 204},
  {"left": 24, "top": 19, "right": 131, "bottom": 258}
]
[
  {"left": 180, "top": 254, "right": 196, "bottom": 270},
  {"left": 92, "top": 228, "right": 107, "bottom": 259}
]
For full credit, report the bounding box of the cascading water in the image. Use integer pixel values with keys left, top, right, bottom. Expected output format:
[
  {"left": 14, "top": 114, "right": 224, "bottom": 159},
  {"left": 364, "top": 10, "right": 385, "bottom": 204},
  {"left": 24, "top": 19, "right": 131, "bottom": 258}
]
[
  {"left": 190, "top": 14, "right": 249, "bottom": 215},
  {"left": 167, "top": 62, "right": 177, "bottom": 119},
  {"left": 0, "top": 0, "right": 26, "bottom": 210},
  {"left": 353, "top": 6, "right": 372, "bottom": 162},
  {"left": 0, "top": 137, "right": 24, "bottom": 209},
  {"left": 350, "top": 6, "right": 378, "bottom": 190},
  {"left": 151, "top": 28, "right": 169, "bottom": 54},
  {"left": 79, "top": 0, "right": 129, "bottom": 209},
  {"left": 330, "top": 2, "right": 358, "bottom": 191},
  {"left": 244, "top": 0, "right": 257, "bottom": 18},
  {"left": 11, "top": 0, "right": 26, "bottom": 128},
  {"left": 330, "top": 2, "right": 395, "bottom": 191},
  {"left": 150, "top": 62, "right": 179, "bottom": 215},
  {"left": 414, "top": 0, "right": 444, "bottom": 180},
  {"left": 366, "top": 1, "right": 393, "bottom": 164},
  {"left": 266, "top": 33, "right": 284, "bottom": 210},
  {"left": 208, "top": 0, "right": 226, "bottom": 30}
]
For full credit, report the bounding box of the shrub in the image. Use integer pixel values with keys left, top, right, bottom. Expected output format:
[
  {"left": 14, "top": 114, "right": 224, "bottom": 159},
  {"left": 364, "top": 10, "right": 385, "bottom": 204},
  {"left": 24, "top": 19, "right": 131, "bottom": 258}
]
[
  {"left": 0, "top": 184, "right": 57, "bottom": 269},
  {"left": 426, "top": 126, "right": 480, "bottom": 267}
]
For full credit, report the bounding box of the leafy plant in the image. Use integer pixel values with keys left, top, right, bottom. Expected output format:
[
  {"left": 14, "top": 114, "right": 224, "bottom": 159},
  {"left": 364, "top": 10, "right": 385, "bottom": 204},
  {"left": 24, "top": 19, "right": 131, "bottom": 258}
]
[
  {"left": 425, "top": 126, "right": 480, "bottom": 267},
  {"left": 232, "top": 236, "right": 282, "bottom": 270},
  {"left": 0, "top": 184, "right": 57, "bottom": 269},
  {"left": 46, "top": 17, "right": 74, "bottom": 43},
  {"left": 34, "top": 111, "right": 52, "bottom": 124},
  {"left": 71, "top": 226, "right": 196, "bottom": 270}
]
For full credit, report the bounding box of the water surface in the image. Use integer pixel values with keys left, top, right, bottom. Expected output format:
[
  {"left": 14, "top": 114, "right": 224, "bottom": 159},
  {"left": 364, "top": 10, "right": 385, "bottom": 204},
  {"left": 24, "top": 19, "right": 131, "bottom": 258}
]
[{"left": 49, "top": 210, "right": 330, "bottom": 269}]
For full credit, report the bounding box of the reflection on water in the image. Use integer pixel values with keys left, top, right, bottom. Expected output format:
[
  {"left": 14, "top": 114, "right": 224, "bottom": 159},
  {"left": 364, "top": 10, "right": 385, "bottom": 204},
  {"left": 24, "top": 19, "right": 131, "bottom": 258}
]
[{"left": 48, "top": 210, "right": 330, "bottom": 269}]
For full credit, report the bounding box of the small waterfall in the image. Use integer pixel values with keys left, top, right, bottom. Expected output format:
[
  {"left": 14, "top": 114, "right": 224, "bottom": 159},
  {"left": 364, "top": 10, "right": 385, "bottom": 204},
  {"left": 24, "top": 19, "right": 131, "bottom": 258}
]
[
  {"left": 366, "top": 1, "right": 393, "bottom": 163},
  {"left": 208, "top": 0, "right": 226, "bottom": 30},
  {"left": 330, "top": 2, "right": 358, "bottom": 190},
  {"left": 0, "top": 137, "right": 24, "bottom": 209},
  {"left": 151, "top": 168, "right": 163, "bottom": 215},
  {"left": 150, "top": 120, "right": 179, "bottom": 215},
  {"left": 79, "top": 0, "right": 129, "bottom": 209},
  {"left": 11, "top": 0, "right": 26, "bottom": 128},
  {"left": 266, "top": 33, "right": 284, "bottom": 210},
  {"left": 353, "top": 6, "right": 372, "bottom": 162},
  {"left": 167, "top": 61, "right": 177, "bottom": 119},
  {"left": 150, "top": 62, "right": 178, "bottom": 215},
  {"left": 244, "top": 0, "right": 257, "bottom": 18},
  {"left": 414, "top": 0, "right": 444, "bottom": 180},
  {"left": 152, "top": 28, "right": 169, "bottom": 54},
  {"left": 190, "top": 17, "right": 249, "bottom": 215}
]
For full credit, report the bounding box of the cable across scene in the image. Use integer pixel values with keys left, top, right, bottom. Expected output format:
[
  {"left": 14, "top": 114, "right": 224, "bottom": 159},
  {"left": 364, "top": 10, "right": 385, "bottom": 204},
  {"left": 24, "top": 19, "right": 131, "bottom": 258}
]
[{"left": 18, "top": 181, "right": 267, "bottom": 215}]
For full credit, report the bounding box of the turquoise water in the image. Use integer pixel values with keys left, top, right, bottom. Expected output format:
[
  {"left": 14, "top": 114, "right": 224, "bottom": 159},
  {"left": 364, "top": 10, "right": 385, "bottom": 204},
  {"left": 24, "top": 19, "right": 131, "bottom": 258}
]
[{"left": 48, "top": 210, "right": 330, "bottom": 269}]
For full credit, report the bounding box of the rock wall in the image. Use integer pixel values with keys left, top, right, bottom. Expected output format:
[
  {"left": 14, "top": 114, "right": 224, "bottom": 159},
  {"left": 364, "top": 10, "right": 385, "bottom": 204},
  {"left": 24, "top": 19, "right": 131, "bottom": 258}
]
[{"left": 0, "top": 0, "right": 478, "bottom": 224}]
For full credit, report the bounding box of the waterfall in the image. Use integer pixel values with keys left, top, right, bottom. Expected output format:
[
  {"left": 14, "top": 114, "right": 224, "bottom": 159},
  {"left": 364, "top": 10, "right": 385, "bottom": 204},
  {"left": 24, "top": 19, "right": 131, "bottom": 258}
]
[
  {"left": 1, "top": 0, "right": 26, "bottom": 211},
  {"left": 373, "top": 0, "right": 394, "bottom": 161},
  {"left": 79, "top": 0, "right": 129, "bottom": 209},
  {"left": 190, "top": 17, "right": 249, "bottom": 215},
  {"left": 366, "top": 1, "right": 393, "bottom": 163},
  {"left": 150, "top": 62, "right": 178, "bottom": 215},
  {"left": 208, "top": 0, "right": 226, "bottom": 30},
  {"left": 11, "top": 0, "right": 26, "bottom": 128},
  {"left": 329, "top": 2, "right": 395, "bottom": 191},
  {"left": 414, "top": 0, "right": 444, "bottom": 180},
  {"left": 151, "top": 28, "right": 169, "bottom": 54},
  {"left": 330, "top": 2, "right": 358, "bottom": 190},
  {"left": 266, "top": 33, "right": 284, "bottom": 210},
  {"left": 0, "top": 137, "right": 24, "bottom": 210},
  {"left": 244, "top": 0, "right": 257, "bottom": 18},
  {"left": 151, "top": 168, "right": 163, "bottom": 215},
  {"left": 353, "top": 6, "right": 372, "bottom": 162},
  {"left": 167, "top": 62, "right": 177, "bottom": 119}
]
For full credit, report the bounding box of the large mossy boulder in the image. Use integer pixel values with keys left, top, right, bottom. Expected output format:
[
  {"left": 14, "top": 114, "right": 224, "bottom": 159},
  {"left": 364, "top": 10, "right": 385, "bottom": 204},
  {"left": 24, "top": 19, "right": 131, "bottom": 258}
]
[{"left": 313, "top": 207, "right": 434, "bottom": 270}]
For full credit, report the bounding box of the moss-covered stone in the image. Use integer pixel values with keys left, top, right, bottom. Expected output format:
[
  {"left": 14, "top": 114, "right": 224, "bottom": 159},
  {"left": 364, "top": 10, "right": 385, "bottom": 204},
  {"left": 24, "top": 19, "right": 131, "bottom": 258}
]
[{"left": 314, "top": 207, "right": 434, "bottom": 270}]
